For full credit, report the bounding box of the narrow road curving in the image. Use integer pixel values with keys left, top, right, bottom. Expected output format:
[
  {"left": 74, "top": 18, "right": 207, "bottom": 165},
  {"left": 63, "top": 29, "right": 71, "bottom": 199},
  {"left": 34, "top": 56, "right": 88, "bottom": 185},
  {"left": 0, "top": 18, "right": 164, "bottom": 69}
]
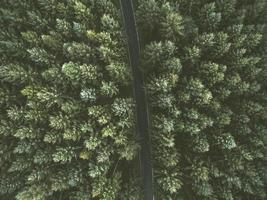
[{"left": 120, "top": 0, "right": 154, "bottom": 199}]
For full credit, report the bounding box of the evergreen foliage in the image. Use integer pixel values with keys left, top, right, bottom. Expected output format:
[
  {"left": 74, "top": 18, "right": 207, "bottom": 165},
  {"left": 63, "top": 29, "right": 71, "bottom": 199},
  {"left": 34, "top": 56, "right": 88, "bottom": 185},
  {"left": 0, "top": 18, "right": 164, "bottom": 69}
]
[
  {"left": 0, "top": 0, "right": 141, "bottom": 199},
  {"left": 0, "top": 0, "right": 266, "bottom": 199},
  {"left": 137, "top": 0, "right": 267, "bottom": 199}
]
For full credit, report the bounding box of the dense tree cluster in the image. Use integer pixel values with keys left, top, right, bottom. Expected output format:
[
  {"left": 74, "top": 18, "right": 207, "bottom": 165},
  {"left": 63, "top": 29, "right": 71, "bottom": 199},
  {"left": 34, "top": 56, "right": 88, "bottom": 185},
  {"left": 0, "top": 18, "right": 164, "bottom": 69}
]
[
  {"left": 0, "top": 0, "right": 141, "bottom": 199},
  {"left": 0, "top": 0, "right": 266, "bottom": 199},
  {"left": 137, "top": 0, "right": 267, "bottom": 199}
]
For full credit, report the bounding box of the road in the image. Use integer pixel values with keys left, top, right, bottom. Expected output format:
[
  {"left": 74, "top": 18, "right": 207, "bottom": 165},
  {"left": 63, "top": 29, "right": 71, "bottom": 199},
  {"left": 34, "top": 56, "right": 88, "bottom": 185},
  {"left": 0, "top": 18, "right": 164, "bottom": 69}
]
[{"left": 120, "top": 0, "right": 154, "bottom": 199}]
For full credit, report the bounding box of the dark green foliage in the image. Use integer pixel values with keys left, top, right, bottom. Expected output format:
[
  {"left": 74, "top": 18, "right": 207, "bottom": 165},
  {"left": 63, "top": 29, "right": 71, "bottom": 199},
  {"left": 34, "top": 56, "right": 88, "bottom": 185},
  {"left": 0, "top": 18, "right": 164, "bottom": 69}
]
[
  {"left": 0, "top": 0, "right": 141, "bottom": 199},
  {"left": 137, "top": 0, "right": 267, "bottom": 199},
  {"left": 0, "top": 0, "right": 266, "bottom": 199}
]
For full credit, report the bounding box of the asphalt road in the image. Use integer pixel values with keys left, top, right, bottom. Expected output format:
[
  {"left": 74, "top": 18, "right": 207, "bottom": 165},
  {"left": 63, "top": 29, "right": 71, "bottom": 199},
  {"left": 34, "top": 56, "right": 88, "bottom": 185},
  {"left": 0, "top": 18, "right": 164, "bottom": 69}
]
[{"left": 120, "top": 0, "right": 154, "bottom": 199}]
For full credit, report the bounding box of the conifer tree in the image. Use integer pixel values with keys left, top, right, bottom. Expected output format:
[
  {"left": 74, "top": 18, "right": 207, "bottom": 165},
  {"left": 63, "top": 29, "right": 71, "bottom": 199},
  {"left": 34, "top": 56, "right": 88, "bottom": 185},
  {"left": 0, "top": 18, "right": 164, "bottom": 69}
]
[
  {"left": 0, "top": 0, "right": 266, "bottom": 199},
  {"left": 0, "top": 0, "right": 141, "bottom": 199},
  {"left": 137, "top": 0, "right": 267, "bottom": 199}
]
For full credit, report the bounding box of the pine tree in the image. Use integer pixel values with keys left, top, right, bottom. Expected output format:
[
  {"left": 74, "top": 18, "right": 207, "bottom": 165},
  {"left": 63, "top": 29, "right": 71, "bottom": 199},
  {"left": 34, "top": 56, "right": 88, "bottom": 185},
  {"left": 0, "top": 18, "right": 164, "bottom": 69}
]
[
  {"left": 0, "top": 0, "right": 141, "bottom": 199},
  {"left": 0, "top": 0, "right": 266, "bottom": 199},
  {"left": 137, "top": 0, "right": 267, "bottom": 199}
]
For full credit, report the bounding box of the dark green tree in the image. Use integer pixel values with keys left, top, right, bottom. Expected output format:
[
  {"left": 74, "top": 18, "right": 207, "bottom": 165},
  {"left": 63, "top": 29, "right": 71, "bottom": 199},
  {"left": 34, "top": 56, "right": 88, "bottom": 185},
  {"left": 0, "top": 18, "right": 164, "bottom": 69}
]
[
  {"left": 0, "top": 0, "right": 266, "bottom": 199},
  {"left": 0, "top": 0, "right": 141, "bottom": 199},
  {"left": 137, "top": 0, "right": 267, "bottom": 199}
]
